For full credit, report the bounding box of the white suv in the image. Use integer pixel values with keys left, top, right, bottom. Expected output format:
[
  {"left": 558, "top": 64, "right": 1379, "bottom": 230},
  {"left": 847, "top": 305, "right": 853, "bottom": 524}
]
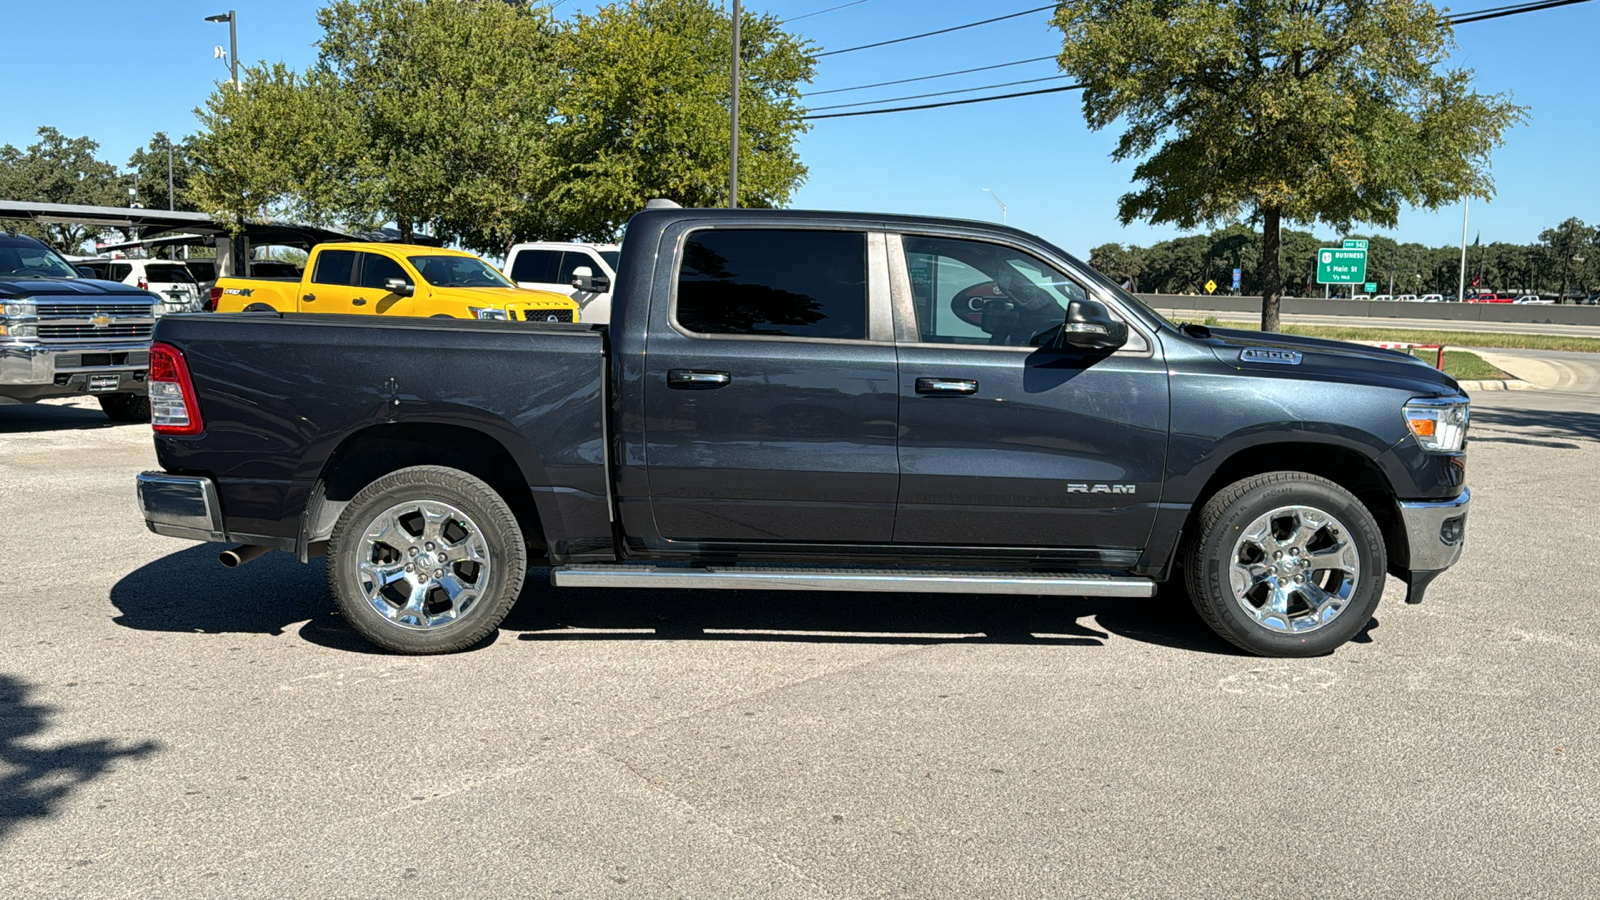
[
  {"left": 78, "top": 258, "right": 203, "bottom": 313},
  {"left": 504, "top": 242, "right": 620, "bottom": 323}
]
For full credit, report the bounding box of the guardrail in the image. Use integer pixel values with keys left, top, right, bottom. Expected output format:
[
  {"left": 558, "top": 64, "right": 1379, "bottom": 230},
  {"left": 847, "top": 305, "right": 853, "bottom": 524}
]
[{"left": 1140, "top": 294, "right": 1600, "bottom": 327}]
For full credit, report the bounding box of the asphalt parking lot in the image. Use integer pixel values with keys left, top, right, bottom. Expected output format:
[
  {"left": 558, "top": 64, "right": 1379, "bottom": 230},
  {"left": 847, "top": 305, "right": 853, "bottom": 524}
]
[{"left": 3, "top": 371, "right": 1597, "bottom": 899}]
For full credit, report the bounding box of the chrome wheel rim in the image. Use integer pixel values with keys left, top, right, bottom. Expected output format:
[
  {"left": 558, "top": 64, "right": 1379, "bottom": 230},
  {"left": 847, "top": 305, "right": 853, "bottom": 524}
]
[
  {"left": 355, "top": 500, "right": 492, "bottom": 631},
  {"left": 1229, "top": 505, "right": 1361, "bottom": 635}
]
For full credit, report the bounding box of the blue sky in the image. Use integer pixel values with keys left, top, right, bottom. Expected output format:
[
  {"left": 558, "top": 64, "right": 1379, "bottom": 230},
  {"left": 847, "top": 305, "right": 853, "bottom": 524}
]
[{"left": 2, "top": 0, "right": 1594, "bottom": 257}]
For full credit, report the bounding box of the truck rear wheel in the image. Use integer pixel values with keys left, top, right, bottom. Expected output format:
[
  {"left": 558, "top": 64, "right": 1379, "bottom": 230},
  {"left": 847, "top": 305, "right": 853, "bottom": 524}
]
[
  {"left": 327, "top": 465, "right": 526, "bottom": 654},
  {"left": 97, "top": 392, "right": 150, "bottom": 423},
  {"left": 1182, "top": 472, "right": 1385, "bottom": 657}
]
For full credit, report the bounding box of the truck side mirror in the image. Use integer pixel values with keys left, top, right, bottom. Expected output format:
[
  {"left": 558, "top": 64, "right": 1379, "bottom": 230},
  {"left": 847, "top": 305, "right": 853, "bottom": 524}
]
[
  {"left": 1043, "top": 299, "right": 1128, "bottom": 351},
  {"left": 383, "top": 277, "right": 414, "bottom": 297},
  {"left": 570, "top": 266, "right": 610, "bottom": 293}
]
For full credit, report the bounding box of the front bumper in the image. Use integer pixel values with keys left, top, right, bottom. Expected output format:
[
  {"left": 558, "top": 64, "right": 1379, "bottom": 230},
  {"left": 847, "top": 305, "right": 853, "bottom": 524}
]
[
  {"left": 0, "top": 342, "right": 149, "bottom": 399},
  {"left": 1398, "top": 488, "right": 1470, "bottom": 572}
]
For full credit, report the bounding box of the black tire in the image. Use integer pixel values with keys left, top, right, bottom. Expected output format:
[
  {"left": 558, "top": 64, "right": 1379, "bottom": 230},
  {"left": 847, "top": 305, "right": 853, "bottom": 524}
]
[
  {"left": 327, "top": 465, "right": 526, "bottom": 654},
  {"left": 97, "top": 392, "right": 150, "bottom": 423},
  {"left": 1182, "top": 472, "right": 1385, "bottom": 657},
  {"left": 243, "top": 302, "right": 277, "bottom": 313}
]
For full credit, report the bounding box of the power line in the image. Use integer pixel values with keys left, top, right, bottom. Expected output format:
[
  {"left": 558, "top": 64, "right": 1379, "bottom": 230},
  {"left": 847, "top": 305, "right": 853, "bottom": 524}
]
[
  {"left": 803, "top": 0, "right": 1594, "bottom": 121},
  {"left": 785, "top": 0, "right": 873, "bottom": 23},
  {"left": 805, "top": 55, "right": 1056, "bottom": 96},
  {"left": 807, "top": 74, "right": 1077, "bottom": 111},
  {"left": 816, "top": 5, "right": 1056, "bottom": 57}
]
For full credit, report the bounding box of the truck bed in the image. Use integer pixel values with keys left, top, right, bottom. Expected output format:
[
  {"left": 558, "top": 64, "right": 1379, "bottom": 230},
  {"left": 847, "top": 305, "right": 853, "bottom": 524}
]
[{"left": 150, "top": 312, "right": 611, "bottom": 554}]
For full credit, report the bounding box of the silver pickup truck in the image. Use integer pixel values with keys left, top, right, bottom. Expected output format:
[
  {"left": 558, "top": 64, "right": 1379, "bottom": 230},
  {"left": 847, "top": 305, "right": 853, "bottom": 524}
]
[{"left": 0, "top": 231, "right": 159, "bottom": 421}]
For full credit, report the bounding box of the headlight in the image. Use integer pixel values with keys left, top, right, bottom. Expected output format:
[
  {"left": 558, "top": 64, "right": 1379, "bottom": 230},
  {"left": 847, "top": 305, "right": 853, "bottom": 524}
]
[
  {"left": 0, "top": 322, "right": 37, "bottom": 339},
  {"left": 1404, "top": 398, "right": 1469, "bottom": 452},
  {"left": 1, "top": 301, "right": 38, "bottom": 319},
  {"left": 470, "top": 307, "right": 509, "bottom": 321}
]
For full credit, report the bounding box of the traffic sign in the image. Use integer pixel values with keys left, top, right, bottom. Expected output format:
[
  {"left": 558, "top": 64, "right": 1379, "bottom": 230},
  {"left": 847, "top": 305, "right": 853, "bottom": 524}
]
[
  {"left": 1364, "top": 282, "right": 1378, "bottom": 294},
  {"left": 1204, "top": 279, "right": 1217, "bottom": 294},
  {"left": 1231, "top": 268, "right": 1241, "bottom": 291},
  {"left": 1343, "top": 239, "right": 1369, "bottom": 250},
  {"left": 1317, "top": 248, "right": 1367, "bottom": 284}
]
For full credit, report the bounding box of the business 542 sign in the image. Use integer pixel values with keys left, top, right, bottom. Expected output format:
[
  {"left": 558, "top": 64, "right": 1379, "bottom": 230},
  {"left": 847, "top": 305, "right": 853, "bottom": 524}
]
[{"left": 1317, "top": 247, "right": 1367, "bottom": 284}]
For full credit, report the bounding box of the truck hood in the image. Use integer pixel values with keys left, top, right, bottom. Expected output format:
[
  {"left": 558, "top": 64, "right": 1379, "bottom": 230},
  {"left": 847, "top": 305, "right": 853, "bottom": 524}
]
[
  {"left": 0, "top": 277, "right": 157, "bottom": 301},
  {"left": 1194, "top": 326, "right": 1463, "bottom": 398}
]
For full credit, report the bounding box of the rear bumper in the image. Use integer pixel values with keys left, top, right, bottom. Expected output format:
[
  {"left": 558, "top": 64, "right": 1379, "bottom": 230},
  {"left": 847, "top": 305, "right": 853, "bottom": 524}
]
[
  {"left": 1398, "top": 488, "right": 1469, "bottom": 572},
  {"left": 0, "top": 342, "right": 149, "bottom": 398},
  {"left": 136, "top": 471, "right": 295, "bottom": 550}
]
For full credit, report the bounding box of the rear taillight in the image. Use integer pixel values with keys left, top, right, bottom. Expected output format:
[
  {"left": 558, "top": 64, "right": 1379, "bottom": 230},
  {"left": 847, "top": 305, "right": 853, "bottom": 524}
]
[
  {"left": 149, "top": 342, "right": 203, "bottom": 435},
  {"left": 137, "top": 275, "right": 149, "bottom": 290},
  {"left": 207, "top": 286, "right": 223, "bottom": 311}
]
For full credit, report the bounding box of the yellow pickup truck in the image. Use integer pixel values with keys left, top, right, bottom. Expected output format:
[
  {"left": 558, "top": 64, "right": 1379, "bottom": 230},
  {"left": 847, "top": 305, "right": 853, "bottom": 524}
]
[{"left": 208, "top": 242, "right": 579, "bottom": 322}]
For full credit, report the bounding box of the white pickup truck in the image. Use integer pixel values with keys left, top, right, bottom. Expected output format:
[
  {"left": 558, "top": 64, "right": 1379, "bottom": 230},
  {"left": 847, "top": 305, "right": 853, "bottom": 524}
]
[{"left": 503, "top": 241, "right": 619, "bottom": 322}]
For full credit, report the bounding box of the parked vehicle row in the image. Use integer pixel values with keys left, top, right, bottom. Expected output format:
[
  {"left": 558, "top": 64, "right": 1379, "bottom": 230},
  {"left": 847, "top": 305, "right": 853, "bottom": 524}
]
[
  {"left": 210, "top": 242, "right": 579, "bottom": 322},
  {"left": 135, "top": 205, "right": 1471, "bottom": 660}
]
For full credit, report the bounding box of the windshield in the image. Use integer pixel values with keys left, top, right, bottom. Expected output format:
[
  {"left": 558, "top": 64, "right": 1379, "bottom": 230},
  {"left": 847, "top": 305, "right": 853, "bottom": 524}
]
[
  {"left": 0, "top": 238, "right": 79, "bottom": 279},
  {"left": 407, "top": 254, "right": 515, "bottom": 288}
]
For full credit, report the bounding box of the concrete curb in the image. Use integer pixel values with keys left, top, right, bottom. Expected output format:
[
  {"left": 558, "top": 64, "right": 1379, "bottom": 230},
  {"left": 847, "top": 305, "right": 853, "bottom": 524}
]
[{"left": 1457, "top": 379, "right": 1532, "bottom": 392}]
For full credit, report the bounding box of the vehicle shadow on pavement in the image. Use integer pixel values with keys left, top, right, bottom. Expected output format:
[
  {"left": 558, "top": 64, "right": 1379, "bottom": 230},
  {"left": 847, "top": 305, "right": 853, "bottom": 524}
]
[
  {"left": 0, "top": 404, "right": 123, "bottom": 434},
  {"left": 111, "top": 548, "right": 1258, "bottom": 656},
  {"left": 0, "top": 673, "right": 160, "bottom": 847},
  {"left": 505, "top": 571, "right": 1251, "bottom": 656},
  {"left": 1471, "top": 407, "right": 1600, "bottom": 444}
]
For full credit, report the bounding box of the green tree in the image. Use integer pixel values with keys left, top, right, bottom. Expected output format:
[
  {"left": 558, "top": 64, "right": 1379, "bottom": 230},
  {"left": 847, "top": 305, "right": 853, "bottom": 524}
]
[
  {"left": 1052, "top": 0, "right": 1525, "bottom": 330},
  {"left": 546, "top": 0, "right": 814, "bottom": 241},
  {"left": 1539, "top": 217, "right": 1592, "bottom": 301},
  {"left": 128, "top": 133, "right": 202, "bottom": 213},
  {"left": 0, "top": 127, "right": 128, "bottom": 251}
]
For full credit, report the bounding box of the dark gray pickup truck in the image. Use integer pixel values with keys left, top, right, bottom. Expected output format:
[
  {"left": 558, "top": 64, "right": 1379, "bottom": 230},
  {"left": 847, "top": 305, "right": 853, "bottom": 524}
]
[{"left": 135, "top": 206, "right": 1470, "bottom": 657}]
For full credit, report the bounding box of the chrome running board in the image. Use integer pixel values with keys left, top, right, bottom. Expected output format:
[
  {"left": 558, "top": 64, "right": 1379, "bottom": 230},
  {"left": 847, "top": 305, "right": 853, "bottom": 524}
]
[{"left": 550, "top": 565, "right": 1153, "bottom": 597}]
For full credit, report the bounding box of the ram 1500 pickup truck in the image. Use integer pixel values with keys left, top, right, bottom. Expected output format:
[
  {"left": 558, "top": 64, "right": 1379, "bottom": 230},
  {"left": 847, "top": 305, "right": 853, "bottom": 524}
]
[
  {"left": 136, "top": 207, "right": 1470, "bottom": 657},
  {"left": 211, "top": 242, "right": 579, "bottom": 323},
  {"left": 2, "top": 231, "right": 159, "bottom": 421}
]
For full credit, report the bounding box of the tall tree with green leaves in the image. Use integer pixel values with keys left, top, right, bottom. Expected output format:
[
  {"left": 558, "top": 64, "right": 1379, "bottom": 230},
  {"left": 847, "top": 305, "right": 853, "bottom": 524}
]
[
  {"left": 128, "top": 133, "right": 203, "bottom": 213},
  {"left": 547, "top": 0, "right": 814, "bottom": 241},
  {"left": 1052, "top": 0, "right": 1525, "bottom": 330},
  {"left": 0, "top": 127, "right": 128, "bottom": 251}
]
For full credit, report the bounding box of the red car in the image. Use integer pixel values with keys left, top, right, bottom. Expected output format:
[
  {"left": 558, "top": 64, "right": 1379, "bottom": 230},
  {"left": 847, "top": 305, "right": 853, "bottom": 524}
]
[{"left": 1465, "top": 292, "right": 1513, "bottom": 303}]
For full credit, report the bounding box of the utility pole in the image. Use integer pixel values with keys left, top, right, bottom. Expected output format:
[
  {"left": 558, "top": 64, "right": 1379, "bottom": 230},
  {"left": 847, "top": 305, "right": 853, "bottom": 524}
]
[
  {"left": 729, "top": 0, "right": 740, "bottom": 208},
  {"left": 167, "top": 146, "right": 175, "bottom": 211},
  {"left": 1457, "top": 196, "right": 1469, "bottom": 302},
  {"left": 982, "top": 188, "right": 1007, "bottom": 225}
]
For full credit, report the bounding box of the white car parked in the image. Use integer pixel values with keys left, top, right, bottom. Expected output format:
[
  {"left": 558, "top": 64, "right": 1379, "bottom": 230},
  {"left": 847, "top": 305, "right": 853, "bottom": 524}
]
[
  {"left": 504, "top": 242, "right": 620, "bottom": 323},
  {"left": 1420, "top": 294, "right": 1444, "bottom": 302},
  {"left": 1396, "top": 294, "right": 1419, "bottom": 302},
  {"left": 1371, "top": 294, "right": 1393, "bottom": 303},
  {"left": 77, "top": 258, "right": 203, "bottom": 313}
]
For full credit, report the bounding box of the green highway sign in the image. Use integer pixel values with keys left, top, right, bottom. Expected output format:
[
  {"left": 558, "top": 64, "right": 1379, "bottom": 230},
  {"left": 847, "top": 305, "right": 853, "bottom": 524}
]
[
  {"left": 1365, "top": 282, "right": 1378, "bottom": 293},
  {"left": 1343, "top": 239, "right": 1369, "bottom": 250},
  {"left": 1317, "top": 247, "right": 1368, "bottom": 284}
]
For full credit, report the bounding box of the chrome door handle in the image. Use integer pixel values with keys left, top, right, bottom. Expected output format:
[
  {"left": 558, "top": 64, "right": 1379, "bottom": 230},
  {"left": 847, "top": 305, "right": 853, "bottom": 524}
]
[
  {"left": 667, "top": 369, "right": 731, "bottom": 389},
  {"left": 915, "top": 377, "right": 978, "bottom": 395}
]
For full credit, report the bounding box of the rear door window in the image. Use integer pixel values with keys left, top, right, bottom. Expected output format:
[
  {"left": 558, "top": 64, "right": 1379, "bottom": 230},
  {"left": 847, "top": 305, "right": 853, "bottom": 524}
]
[
  {"left": 311, "top": 250, "right": 359, "bottom": 286},
  {"left": 509, "top": 249, "right": 561, "bottom": 284},
  {"left": 675, "top": 229, "right": 868, "bottom": 340}
]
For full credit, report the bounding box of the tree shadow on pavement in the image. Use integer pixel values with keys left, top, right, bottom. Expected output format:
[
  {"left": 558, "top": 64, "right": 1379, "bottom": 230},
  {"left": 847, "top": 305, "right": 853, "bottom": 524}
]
[
  {"left": 1471, "top": 407, "right": 1600, "bottom": 444},
  {"left": 0, "top": 674, "right": 160, "bottom": 846},
  {"left": 112, "top": 548, "right": 1252, "bottom": 656},
  {"left": 0, "top": 403, "right": 123, "bottom": 435}
]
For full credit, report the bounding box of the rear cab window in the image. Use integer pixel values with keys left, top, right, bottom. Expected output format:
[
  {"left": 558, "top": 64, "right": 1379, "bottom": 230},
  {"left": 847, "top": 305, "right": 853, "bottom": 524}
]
[
  {"left": 311, "top": 250, "right": 359, "bottom": 286},
  {"left": 674, "top": 229, "right": 868, "bottom": 341}
]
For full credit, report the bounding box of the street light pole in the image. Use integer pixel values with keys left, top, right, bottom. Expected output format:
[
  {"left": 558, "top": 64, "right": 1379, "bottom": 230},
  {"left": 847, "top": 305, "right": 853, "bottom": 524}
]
[
  {"left": 982, "top": 188, "right": 1006, "bottom": 225},
  {"left": 729, "top": 0, "right": 740, "bottom": 209},
  {"left": 1457, "top": 196, "right": 1469, "bottom": 302},
  {"left": 206, "top": 11, "right": 238, "bottom": 89}
]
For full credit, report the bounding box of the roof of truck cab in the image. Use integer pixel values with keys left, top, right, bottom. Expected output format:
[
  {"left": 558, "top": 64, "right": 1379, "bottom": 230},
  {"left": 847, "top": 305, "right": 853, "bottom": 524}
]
[{"left": 314, "top": 242, "right": 479, "bottom": 258}]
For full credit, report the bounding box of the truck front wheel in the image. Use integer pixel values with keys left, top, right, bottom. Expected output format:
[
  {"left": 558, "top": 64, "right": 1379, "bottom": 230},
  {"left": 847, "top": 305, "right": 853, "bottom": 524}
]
[
  {"left": 1182, "top": 472, "right": 1386, "bottom": 657},
  {"left": 327, "top": 465, "right": 526, "bottom": 654}
]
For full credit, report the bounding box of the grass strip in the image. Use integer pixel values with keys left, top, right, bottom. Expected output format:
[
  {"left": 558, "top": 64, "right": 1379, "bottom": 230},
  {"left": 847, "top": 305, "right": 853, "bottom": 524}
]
[
  {"left": 1419, "top": 350, "right": 1511, "bottom": 381},
  {"left": 1192, "top": 317, "right": 1600, "bottom": 353}
]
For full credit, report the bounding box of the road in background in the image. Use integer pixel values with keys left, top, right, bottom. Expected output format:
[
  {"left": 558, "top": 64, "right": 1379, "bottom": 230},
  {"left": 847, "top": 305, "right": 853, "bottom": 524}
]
[
  {"left": 1152, "top": 305, "right": 1600, "bottom": 338},
  {"left": 2, "top": 382, "right": 1596, "bottom": 898}
]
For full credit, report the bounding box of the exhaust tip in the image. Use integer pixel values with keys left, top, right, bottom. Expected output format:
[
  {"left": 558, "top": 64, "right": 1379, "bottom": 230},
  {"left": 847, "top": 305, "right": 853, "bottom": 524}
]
[{"left": 219, "top": 545, "right": 270, "bottom": 568}]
